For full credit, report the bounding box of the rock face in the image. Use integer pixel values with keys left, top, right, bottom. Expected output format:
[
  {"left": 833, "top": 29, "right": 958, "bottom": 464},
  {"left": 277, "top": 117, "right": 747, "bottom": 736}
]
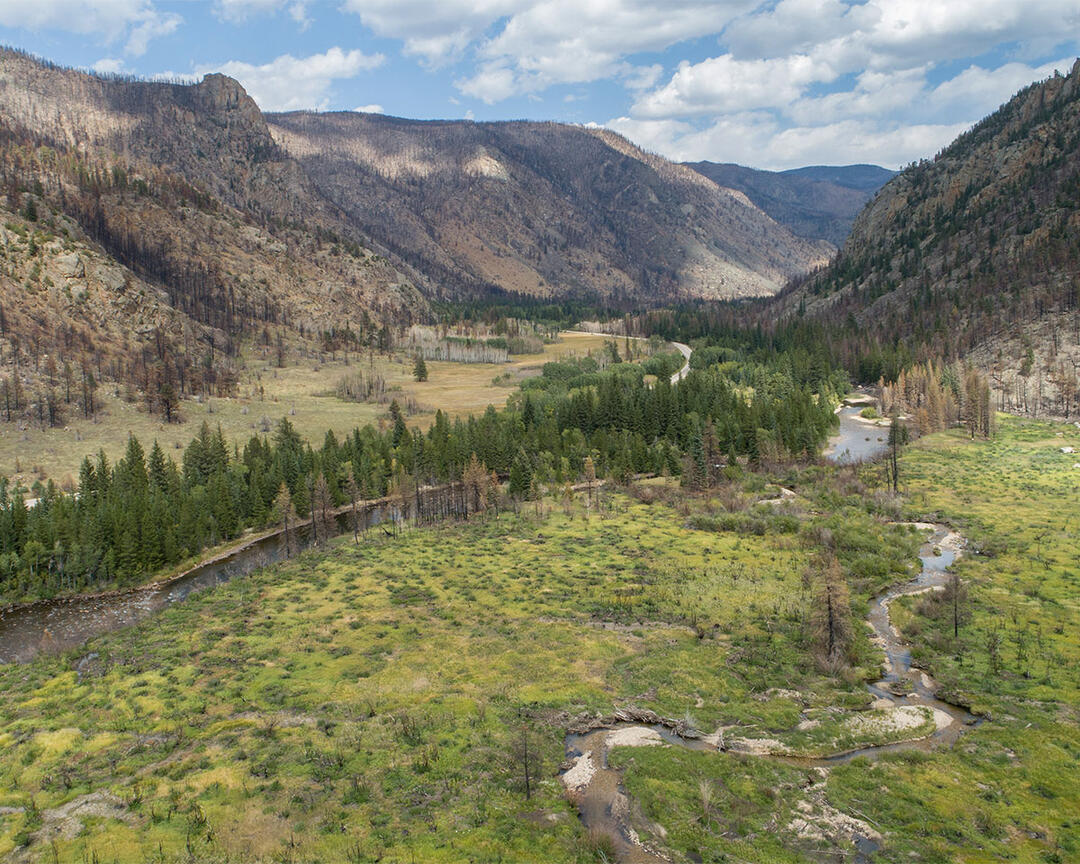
[
  {"left": 683, "top": 162, "right": 894, "bottom": 246},
  {"left": 267, "top": 111, "right": 832, "bottom": 301},
  {"left": 0, "top": 46, "right": 421, "bottom": 384},
  {"left": 775, "top": 58, "right": 1080, "bottom": 412}
]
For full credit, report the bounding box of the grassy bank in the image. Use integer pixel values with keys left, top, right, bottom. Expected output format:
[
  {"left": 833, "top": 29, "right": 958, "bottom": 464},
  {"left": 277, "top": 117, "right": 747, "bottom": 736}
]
[{"left": 0, "top": 417, "right": 1076, "bottom": 863}]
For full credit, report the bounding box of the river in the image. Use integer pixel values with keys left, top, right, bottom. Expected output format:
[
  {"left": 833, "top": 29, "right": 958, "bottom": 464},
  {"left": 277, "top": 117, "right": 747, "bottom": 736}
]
[
  {"left": 824, "top": 405, "right": 891, "bottom": 464},
  {"left": 0, "top": 500, "right": 397, "bottom": 664}
]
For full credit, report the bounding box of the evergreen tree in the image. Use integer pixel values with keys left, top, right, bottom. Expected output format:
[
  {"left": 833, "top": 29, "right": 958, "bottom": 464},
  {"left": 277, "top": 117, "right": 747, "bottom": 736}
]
[{"left": 413, "top": 354, "right": 428, "bottom": 382}]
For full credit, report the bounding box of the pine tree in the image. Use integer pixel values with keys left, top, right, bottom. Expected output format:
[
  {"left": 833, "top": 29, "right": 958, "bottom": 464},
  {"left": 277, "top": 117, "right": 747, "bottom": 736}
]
[
  {"left": 273, "top": 482, "right": 296, "bottom": 556},
  {"left": 508, "top": 449, "right": 533, "bottom": 499},
  {"left": 413, "top": 354, "right": 428, "bottom": 382}
]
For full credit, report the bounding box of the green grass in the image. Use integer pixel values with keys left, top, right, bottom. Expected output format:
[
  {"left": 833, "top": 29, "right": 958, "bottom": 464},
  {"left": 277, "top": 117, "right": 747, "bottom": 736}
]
[
  {"left": 0, "top": 492, "right": 841, "bottom": 862},
  {"left": 0, "top": 416, "right": 1076, "bottom": 863}
]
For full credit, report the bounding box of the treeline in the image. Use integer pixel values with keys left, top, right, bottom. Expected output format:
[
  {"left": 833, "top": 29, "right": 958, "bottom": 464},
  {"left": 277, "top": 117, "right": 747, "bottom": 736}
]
[
  {"left": 0, "top": 345, "right": 841, "bottom": 600},
  {"left": 880, "top": 360, "right": 995, "bottom": 439}
]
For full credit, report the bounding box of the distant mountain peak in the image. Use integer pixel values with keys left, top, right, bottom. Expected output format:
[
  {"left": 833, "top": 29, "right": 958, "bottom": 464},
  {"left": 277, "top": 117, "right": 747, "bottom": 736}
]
[{"left": 684, "top": 161, "right": 894, "bottom": 247}]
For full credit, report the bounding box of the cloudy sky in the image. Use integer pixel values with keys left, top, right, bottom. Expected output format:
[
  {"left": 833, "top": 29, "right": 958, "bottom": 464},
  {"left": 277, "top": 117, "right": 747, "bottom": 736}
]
[{"left": 1, "top": 0, "right": 1078, "bottom": 169}]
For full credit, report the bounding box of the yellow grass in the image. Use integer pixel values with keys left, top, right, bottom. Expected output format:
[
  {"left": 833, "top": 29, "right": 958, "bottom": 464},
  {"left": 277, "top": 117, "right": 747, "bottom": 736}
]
[{"left": 0, "top": 331, "right": 613, "bottom": 487}]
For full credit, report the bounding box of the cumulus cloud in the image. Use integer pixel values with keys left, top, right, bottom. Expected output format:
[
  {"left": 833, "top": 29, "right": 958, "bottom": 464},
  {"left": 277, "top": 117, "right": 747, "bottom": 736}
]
[
  {"left": 0, "top": 0, "right": 182, "bottom": 55},
  {"left": 91, "top": 57, "right": 126, "bottom": 75},
  {"left": 611, "top": 0, "right": 1079, "bottom": 168},
  {"left": 633, "top": 54, "right": 838, "bottom": 118},
  {"left": 341, "top": 0, "right": 522, "bottom": 65},
  {"left": 606, "top": 112, "right": 970, "bottom": 170},
  {"left": 453, "top": 0, "right": 752, "bottom": 101},
  {"left": 199, "top": 47, "right": 385, "bottom": 112},
  {"left": 354, "top": 103, "right": 385, "bottom": 113}
]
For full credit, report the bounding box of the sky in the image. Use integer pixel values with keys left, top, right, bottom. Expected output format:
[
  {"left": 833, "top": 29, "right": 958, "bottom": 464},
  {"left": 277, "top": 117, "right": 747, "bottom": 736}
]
[{"left": 0, "top": 1, "right": 1078, "bottom": 170}]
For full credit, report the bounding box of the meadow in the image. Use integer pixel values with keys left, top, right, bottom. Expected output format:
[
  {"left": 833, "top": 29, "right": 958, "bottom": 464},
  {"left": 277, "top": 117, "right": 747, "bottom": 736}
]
[
  {"left": 0, "top": 417, "right": 1076, "bottom": 863},
  {"left": 0, "top": 331, "right": 612, "bottom": 490}
]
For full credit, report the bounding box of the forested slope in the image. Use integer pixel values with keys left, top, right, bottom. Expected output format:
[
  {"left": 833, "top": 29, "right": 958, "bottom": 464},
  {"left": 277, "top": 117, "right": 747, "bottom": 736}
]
[{"left": 776, "top": 59, "right": 1080, "bottom": 416}]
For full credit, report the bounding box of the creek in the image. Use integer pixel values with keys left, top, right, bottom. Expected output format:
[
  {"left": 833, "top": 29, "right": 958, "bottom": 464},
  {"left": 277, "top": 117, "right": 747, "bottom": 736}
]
[{"left": 560, "top": 520, "right": 978, "bottom": 861}]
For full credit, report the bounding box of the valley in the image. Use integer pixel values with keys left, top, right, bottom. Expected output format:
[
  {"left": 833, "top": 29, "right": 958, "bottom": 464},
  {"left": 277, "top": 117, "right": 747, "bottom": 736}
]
[
  {"left": 0, "top": 31, "right": 1076, "bottom": 864},
  {"left": 0, "top": 415, "right": 1076, "bottom": 863}
]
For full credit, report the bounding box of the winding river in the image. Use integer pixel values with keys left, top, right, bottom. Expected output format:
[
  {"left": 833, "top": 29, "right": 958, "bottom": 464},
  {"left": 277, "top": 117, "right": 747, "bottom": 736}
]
[
  {"left": 0, "top": 374, "right": 976, "bottom": 862},
  {"left": 561, "top": 522, "right": 977, "bottom": 862},
  {"left": 558, "top": 412, "right": 977, "bottom": 862}
]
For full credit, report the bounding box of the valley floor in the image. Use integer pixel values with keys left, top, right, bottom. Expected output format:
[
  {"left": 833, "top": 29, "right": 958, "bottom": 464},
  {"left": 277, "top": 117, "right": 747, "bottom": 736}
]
[
  {"left": 0, "top": 331, "right": 612, "bottom": 489},
  {"left": 0, "top": 416, "right": 1077, "bottom": 863}
]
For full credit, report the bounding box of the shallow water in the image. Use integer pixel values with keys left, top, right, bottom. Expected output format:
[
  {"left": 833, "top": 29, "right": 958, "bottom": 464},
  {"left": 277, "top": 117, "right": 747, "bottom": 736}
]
[
  {"left": 563, "top": 523, "right": 978, "bottom": 860},
  {"left": 825, "top": 406, "right": 890, "bottom": 464}
]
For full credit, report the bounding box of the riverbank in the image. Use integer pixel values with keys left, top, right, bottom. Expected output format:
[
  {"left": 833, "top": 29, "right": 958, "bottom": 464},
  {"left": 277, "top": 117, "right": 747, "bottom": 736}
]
[{"left": 0, "top": 416, "right": 1076, "bottom": 863}]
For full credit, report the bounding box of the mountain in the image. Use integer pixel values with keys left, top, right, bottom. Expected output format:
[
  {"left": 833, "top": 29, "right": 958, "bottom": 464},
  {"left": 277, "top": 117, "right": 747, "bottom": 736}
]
[
  {"left": 0, "top": 47, "right": 833, "bottom": 406},
  {"left": 777, "top": 59, "right": 1080, "bottom": 416},
  {"left": 0, "top": 49, "right": 422, "bottom": 385},
  {"left": 684, "top": 162, "right": 894, "bottom": 246},
  {"left": 267, "top": 112, "right": 831, "bottom": 301}
]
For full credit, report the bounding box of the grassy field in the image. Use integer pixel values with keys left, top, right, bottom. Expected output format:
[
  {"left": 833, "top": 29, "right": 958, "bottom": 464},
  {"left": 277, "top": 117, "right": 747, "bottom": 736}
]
[
  {"left": 0, "top": 470, "right": 913, "bottom": 863},
  {"left": 0, "top": 331, "right": 612, "bottom": 489},
  {"left": 0, "top": 416, "right": 1076, "bottom": 863}
]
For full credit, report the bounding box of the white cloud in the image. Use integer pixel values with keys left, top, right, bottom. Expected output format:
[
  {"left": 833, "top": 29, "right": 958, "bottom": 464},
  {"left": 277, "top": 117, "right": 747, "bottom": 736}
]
[
  {"left": 214, "top": 0, "right": 311, "bottom": 28},
  {"left": 216, "top": 0, "right": 287, "bottom": 22},
  {"left": 288, "top": 2, "right": 310, "bottom": 29},
  {"left": 124, "top": 9, "right": 180, "bottom": 56},
  {"left": 354, "top": 103, "right": 384, "bottom": 113},
  {"left": 91, "top": 57, "right": 126, "bottom": 75},
  {"left": 0, "top": 0, "right": 181, "bottom": 55},
  {"left": 606, "top": 0, "right": 1078, "bottom": 169},
  {"left": 454, "top": 0, "right": 754, "bottom": 101},
  {"left": 457, "top": 62, "right": 518, "bottom": 104},
  {"left": 622, "top": 64, "right": 663, "bottom": 92},
  {"left": 633, "top": 54, "right": 838, "bottom": 118},
  {"left": 200, "top": 47, "right": 385, "bottom": 112},
  {"left": 606, "top": 112, "right": 970, "bottom": 170},
  {"left": 341, "top": 0, "right": 522, "bottom": 65}
]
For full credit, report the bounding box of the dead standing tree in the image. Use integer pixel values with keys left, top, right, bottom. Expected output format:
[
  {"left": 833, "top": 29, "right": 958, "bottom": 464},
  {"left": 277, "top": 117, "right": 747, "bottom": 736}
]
[
  {"left": 811, "top": 556, "right": 853, "bottom": 670},
  {"left": 274, "top": 482, "right": 297, "bottom": 557}
]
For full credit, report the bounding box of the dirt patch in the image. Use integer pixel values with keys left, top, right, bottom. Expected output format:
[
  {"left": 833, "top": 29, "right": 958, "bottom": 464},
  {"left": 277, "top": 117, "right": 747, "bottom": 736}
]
[
  {"left": 606, "top": 726, "right": 666, "bottom": 749},
  {"left": 725, "top": 735, "right": 789, "bottom": 756},
  {"left": 9, "top": 791, "right": 133, "bottom": 861},
  {"left": 787, "top": 780, "right": 882, "bottom": 853}
]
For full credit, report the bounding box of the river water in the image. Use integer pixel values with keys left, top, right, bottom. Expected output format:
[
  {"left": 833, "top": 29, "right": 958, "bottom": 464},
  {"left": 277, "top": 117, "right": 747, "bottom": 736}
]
[
  {"left": 0, "top": 503, "right": 395, "bottom": 664},
  {"left": 824, "top": 406, "right": 890, "bottom": 464},
  {"left": 560, "top": 422, "right": 977, "bottom": 862},
  {"left": 0, "top": 396, "right": 974, "bottom": 861}
]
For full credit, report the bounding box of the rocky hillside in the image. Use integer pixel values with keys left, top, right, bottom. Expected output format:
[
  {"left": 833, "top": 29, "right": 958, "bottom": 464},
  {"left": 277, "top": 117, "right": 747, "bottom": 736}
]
[
  {"left": 0, "top": 47, "right": 836, "bottom": 428},
  {"left": 684, "top": 162, "right": 893, "bottom": 246},
  {"left": 0, "top": 47, "right": 427, "bottom": 427},
  {"left": 777, "top": 59, "right": 1080, "bottom": 417},
  {"left": 268, "top": 112, "right": 831, "bottom": 301}
]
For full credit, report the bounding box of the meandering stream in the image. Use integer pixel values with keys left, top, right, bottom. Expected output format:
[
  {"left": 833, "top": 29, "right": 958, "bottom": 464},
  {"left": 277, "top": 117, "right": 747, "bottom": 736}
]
[
  {"left": 0, "top": 501, "right": 400, "bottom": 664},
  {"left": 559, "top": 514, "right": 977, "bottom": 861},
  {"left": 0, "top": 374, "right": 976, "bottom": 861}
]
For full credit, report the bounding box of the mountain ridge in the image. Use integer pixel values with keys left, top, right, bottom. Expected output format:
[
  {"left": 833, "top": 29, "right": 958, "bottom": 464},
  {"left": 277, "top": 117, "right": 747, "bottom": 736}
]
[
  {"left": 776, "top": 58, "right": 1080, "bottom": 416},
  {"left": 266, "top": 110, "right": 831, "bottom": 302},
  {"left": 683, "top": 161, "right": 894, "bottom": 246}
]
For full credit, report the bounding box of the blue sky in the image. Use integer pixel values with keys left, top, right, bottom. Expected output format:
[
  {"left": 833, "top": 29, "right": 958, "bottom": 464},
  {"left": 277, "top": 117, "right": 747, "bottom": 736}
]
[{"left": 0, "top": 0, "right": 1078, "bottom": 170}]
